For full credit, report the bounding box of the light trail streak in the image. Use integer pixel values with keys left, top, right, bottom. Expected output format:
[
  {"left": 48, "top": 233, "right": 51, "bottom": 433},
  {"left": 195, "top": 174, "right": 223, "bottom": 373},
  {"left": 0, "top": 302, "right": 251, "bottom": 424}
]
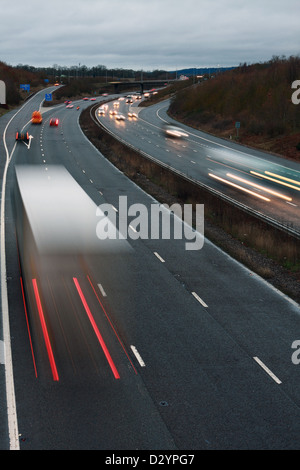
[
  {"left": 226, "top": 173, "right": 292, "bottom": 201},
  {"left": 265, "top": 171, "right": 300, "bottom": 186},
  {"left": 73, "top": 277, "right": 120, "bottom": 379},
  {"left": 87, "top": 275, "right": 137, "bottom": 375},
  {"left": 20, "top": 277, "right": 38, "bottom": 378},
  {"left": 209, "top": 173, "right": 270, "bottom": 201},
  {"left": 32, "top": 279, "right": 59, "bottom": 382},
  {"left": 250, "top": 171, "right": 300, "bottom": 192}
]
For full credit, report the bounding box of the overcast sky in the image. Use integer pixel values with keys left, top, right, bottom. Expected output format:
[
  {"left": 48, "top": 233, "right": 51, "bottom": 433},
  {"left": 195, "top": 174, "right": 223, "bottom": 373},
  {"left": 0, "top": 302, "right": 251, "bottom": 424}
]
[{"left": 1, "top": 0, "right": 299, "bottom": 71}]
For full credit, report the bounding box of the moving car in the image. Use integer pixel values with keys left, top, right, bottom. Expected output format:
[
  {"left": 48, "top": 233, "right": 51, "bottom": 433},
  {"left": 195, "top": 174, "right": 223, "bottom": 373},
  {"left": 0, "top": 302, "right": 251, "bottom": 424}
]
[
  {"left": 16, "top": 130, "right": 29, "bottom": 142},
  {"left": 163, "top": 123, "right": 189, "bottom": 138},
  {"left": 31, "top": 110, "right": 42, "bottom": 124},
  {"left": 128, "top": 112, "right": 138, "bottom": 119},
  {"left": 115, "top": 113, "right": 125, "bottom": 120},
  {"left": 50, "top": 118, "right": 59, "bottom": 126},
  {"left": 98, "top": 107, "right": 105, "bottom": 115}
]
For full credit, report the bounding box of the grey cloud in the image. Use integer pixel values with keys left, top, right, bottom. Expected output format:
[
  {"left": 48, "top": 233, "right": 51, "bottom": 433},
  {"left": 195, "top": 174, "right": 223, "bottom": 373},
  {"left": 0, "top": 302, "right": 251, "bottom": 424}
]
[{"left": 1, "top": 0, "right": 299, "bottom": 69}]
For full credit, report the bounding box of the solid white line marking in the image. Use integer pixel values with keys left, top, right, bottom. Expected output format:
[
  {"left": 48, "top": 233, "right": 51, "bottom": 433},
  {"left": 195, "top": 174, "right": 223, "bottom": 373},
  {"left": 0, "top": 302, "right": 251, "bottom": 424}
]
[
  {"left": 192, "top": 292, "right": 208, "bottom": 308},
  {"left": 1, "top": 96, "right": 43, "bottom": 449},
  {"left": 131, "top": 346, "right": 146, "bottom": 367},
  {"left": 253, "top": 357, "right": 282, "bottom": 384},
  {"left": 286, "top": 201, "right": 297, "bottom": 207},
  {"left": 0, "top": 340, "right": 5, "bottom": 364},
  {"left": 97, "top": 283, "right": 107, "bottom": 297},
  {"left": 154, "top": 252, "right": 165, "bottom": 263}
]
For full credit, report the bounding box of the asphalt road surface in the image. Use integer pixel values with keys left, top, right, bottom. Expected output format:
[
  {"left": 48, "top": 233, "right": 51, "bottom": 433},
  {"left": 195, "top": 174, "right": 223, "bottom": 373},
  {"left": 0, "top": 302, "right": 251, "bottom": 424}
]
[{"left": 1, "top": 89, "right": 300, "bottom": 450}]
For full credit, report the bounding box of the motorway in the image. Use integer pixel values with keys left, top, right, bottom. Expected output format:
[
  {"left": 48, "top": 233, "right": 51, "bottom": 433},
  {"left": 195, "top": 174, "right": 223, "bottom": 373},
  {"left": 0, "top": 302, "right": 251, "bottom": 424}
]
[
  {"left": 97, "top": 97, "right": 300, "bottom": 232},
  {"left": 0, "top": 87, "right": 300, "bottom": 450}
]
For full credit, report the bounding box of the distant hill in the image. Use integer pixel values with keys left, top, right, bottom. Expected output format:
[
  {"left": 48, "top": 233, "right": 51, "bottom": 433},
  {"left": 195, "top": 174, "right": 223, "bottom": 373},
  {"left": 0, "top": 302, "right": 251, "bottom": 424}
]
[{"left": 174, "top": 67, "right": 236, "bottom": 77}]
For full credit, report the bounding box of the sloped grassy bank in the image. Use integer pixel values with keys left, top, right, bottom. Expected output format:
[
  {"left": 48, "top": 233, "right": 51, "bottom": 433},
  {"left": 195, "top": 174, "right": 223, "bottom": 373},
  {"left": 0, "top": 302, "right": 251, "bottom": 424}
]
[{"left": 167, "top": 57, "right": 300, "bottom": 162}]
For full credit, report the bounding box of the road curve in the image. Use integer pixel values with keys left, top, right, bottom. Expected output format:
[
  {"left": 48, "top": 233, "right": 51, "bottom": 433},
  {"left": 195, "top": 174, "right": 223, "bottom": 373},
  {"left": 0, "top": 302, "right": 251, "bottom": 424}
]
[
  {"left": 0, "top": 92, "right": 300, "bottom": 450},
  {"left": 96, "top": 97, "right": 300, "bottom": 233}
]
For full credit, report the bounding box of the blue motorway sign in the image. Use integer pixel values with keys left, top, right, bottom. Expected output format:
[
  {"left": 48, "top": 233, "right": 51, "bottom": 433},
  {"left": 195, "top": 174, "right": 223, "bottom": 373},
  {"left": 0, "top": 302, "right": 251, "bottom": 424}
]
[
  {"left": 20, "top": 84, "right": 30, "bottom": 91},
  {"left": 45, "top": 93, "right": 52, "bottom": 101}
]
